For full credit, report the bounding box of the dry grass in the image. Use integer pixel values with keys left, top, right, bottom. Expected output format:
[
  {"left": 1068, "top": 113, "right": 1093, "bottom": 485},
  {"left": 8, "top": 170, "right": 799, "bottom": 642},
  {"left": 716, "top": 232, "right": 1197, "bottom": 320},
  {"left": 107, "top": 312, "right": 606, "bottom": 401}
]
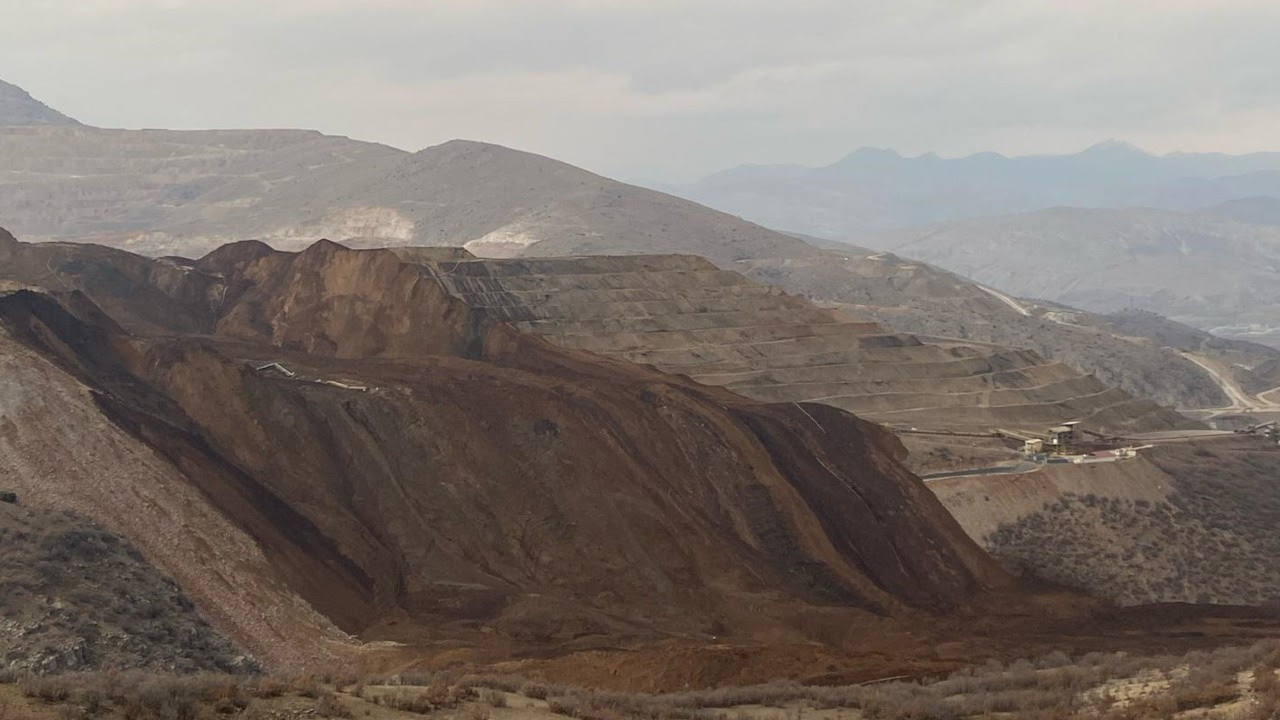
[
  {"left": 2, "top": 641, "right": 1279, "bottom": 719},
  {"left": 451, "top": 641, "right": 1280, "bottom": 720}
]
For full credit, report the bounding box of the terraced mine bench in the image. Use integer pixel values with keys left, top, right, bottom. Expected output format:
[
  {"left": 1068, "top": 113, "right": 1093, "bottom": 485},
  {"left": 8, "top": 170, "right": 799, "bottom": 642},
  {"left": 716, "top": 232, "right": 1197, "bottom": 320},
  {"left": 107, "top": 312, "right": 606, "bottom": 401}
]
[{"left": 419, "top": 254, "right": 1192, "bottom": 437}]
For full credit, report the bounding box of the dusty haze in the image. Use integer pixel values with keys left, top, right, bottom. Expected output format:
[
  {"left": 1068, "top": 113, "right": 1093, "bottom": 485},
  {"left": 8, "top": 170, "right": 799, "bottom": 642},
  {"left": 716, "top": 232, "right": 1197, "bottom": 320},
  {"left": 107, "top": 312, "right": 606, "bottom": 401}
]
[{"left": 2, "top": 1, "right": 1280, "bottom": 180}]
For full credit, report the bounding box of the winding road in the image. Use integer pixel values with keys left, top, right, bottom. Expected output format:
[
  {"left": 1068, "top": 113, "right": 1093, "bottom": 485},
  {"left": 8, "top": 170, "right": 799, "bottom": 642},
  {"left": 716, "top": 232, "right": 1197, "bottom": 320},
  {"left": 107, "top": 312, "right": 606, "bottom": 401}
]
[
  {"left": 921, "top": 461, "right": 1041, "bottom": 483},
  {"left": 976, "top": 284, "right": 1031, "bottom": 316},
  {"left": 1181, "top": 352, "right": 1280, "bottom": 413}
]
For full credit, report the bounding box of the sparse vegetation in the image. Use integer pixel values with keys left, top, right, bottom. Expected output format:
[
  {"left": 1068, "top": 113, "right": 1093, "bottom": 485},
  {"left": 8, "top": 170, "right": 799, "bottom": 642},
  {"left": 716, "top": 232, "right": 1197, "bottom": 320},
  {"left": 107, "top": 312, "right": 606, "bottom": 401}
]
[
  {"left": 0, "top": 504, "right": 254, "bottom": 676},
  {"left": 985, "top": 442, "right": 1280, "bottom": 607},
  {"left": 444, "top": 641, "right": 1280, "bottom": 720},
  {"left": 0, "top": 641, "right": 1276, "bottom": 719}
]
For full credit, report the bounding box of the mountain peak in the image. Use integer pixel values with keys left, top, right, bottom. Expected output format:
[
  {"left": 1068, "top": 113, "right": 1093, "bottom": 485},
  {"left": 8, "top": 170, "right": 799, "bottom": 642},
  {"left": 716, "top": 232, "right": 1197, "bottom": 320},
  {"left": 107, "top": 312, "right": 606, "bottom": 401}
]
[
  {"left": 841, "top": 146, "right": 904, "bottom": 162},
  {"left": 1079, "top": 139, "right": 1149, "bottom": 157},
  {"left": 0, "top": 79, "right": 81, "bottom": 126}
]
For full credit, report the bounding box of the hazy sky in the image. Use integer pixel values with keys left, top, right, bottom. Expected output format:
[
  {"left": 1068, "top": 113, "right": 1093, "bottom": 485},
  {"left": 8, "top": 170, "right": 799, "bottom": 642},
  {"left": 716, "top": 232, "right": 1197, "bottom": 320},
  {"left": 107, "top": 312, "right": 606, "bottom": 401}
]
[{"left": 1, "top": 0, "right": 1278, "bottom": 181}]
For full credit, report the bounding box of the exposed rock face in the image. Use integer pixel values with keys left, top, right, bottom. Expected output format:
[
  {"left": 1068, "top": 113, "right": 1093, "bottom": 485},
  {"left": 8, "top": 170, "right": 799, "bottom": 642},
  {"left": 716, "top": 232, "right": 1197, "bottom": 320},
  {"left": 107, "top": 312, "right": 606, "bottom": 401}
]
[{"left": 0, "top": 230, "right": 1013, "bottom": 671}]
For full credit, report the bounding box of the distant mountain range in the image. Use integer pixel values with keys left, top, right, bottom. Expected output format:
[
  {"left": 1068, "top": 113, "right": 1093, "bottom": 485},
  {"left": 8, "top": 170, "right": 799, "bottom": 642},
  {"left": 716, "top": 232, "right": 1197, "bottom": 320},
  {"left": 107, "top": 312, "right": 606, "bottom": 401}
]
[
  {"left": 660, "top": 141, "right": 1280, "bottom": 238},
  {"left": 856, "top": 206, "right": 1280, "bottom": 348},
  {"left": 655, "top": 142, "right": 1280, "bottom": 349}
]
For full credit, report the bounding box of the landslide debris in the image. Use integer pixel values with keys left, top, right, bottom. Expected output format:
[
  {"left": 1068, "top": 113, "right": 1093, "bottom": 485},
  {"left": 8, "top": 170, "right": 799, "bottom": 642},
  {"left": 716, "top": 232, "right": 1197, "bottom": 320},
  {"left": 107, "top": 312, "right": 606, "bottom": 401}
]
[{"left": 0, "top": 230, "right": 1013, "bottom": 673}]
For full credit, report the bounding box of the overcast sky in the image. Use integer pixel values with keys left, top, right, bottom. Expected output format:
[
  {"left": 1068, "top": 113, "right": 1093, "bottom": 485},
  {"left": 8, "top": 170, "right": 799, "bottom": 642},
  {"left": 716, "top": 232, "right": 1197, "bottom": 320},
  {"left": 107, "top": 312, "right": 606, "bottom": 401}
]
[{"left": 1, "top": 0, "right": 1277, "bottom": 181}]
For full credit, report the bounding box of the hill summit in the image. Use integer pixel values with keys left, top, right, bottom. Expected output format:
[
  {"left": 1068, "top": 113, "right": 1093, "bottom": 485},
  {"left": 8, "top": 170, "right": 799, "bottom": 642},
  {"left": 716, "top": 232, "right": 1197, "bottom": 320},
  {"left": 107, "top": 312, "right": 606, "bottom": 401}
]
[{"left": 0, "top": 79, "right": 79, "bottom": 126}]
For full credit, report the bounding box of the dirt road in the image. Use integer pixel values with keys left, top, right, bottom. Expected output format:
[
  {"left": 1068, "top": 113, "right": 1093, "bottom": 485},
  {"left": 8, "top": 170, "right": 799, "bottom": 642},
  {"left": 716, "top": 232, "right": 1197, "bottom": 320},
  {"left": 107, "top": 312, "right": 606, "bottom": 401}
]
[
  {"left": 976, "top": 284, "right": 1031, "bottom": 316},
  {"left": 1181, "top": 352, "right": 1280, "bottom": 413}
]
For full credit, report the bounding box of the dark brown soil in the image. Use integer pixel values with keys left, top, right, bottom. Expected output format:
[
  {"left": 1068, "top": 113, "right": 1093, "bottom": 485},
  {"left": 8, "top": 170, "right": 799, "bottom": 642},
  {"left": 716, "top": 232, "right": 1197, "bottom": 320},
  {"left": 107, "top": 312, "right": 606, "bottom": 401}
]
[{"left": 3, "top": 232, "right": 1279, "bottom": 688}]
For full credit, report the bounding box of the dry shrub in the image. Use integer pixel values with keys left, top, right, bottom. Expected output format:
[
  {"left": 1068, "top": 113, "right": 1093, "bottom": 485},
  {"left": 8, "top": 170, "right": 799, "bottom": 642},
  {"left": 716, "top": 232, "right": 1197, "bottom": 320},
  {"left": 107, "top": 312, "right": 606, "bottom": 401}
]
[
  {"left": 19, "top": 674, "right": 72, "bottom": 703},
  {"left": 546, "top": 696, "right": 577, "bottom": 716},
  {"left": 481, "top": 689, "right": 509, "bottom": 707},
  {"left": 315, "top": 689, "right": 353, "bottom": 718},
  {"left": 521, "top": 682, "right": 551, "bottom": 700},
  {"left": 14, "top": 671, "right": 251, "bottom": 720},
  {"left": 1255, "top": 666, "right": 1280, "bottom": 720},
  {"left": 372, "top": 684, "right": 476, "bottom": 715},
  {"left": 248, "top": 676, "right": 288, "bottom": 699},
  {"left": 290, "top": 675, "right": 322, "bottom": 698}
]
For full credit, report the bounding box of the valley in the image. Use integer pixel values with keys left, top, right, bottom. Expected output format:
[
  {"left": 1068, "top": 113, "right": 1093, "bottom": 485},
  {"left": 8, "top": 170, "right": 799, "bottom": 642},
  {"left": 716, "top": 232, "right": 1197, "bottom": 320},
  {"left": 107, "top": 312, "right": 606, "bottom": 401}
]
[{"left": 2, "top": 67, "right": 1280, "bottom": 719}]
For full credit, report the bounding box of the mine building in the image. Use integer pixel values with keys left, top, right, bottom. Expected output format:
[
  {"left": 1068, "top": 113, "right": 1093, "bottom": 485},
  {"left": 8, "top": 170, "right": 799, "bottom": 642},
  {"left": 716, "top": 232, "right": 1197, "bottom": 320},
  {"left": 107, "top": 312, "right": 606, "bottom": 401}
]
[{"left": 1047, "top": 421, "right": 1081, "bottom": 449}]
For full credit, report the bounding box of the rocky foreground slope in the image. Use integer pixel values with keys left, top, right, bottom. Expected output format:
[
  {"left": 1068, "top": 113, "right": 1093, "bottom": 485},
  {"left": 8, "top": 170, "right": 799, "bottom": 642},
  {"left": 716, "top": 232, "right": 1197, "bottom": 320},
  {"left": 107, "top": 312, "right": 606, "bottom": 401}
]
[
  {"left": 0, "top": 227, "right": 1019, "bottom": 678},
  {"left": 0, "top": 503, "right": 249, "bottom": 674}
]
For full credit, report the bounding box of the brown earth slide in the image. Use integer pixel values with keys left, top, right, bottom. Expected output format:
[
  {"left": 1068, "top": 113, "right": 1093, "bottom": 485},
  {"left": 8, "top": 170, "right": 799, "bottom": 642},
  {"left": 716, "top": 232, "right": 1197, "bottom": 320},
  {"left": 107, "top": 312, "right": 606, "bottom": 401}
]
[
  {"left": 0, "top": 229, "right": 1004, "bottom": 675},
  {"left": 2, "top": 228, "right": 1277, "bottom": 688}
]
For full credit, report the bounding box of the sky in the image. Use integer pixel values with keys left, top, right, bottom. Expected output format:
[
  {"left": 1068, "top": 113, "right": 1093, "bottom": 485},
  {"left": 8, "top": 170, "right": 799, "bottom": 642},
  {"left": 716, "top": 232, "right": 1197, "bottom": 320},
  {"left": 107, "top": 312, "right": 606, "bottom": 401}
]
[{"left": 1, "top": 0, "right": 1279, "bottom": 182}]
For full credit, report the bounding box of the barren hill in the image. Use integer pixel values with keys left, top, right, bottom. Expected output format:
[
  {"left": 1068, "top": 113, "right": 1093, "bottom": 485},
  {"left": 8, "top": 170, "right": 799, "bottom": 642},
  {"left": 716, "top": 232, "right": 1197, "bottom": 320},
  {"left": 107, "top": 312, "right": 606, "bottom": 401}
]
[
  {"left": 0, "top": 79, "right": 79, "bottom": 127},
  {"left": 0, "top": 128, "right": 808, "bottom": 262},
  {"left": 1204, "top": 195, "right": 1280, "bottom": 226},
  {"left": 0, "top": 80, "right": 1244, "bottom": 410},
  {"left": 1, "top": 228, "right": 1032, "bottom": 680},
  {"left": 738, "top": 246, "right": 1237, "bottom": 411},
  {"left": 425, "top": 253, "right": 1193, "bottom": 437}
]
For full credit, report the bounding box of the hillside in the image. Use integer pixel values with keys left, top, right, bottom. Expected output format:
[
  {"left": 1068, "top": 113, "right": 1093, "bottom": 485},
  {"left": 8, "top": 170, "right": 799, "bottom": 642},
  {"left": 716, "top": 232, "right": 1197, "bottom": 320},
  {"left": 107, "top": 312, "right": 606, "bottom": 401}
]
[
  {"left": 0, "top": 80, "right": 1246, "bottom": 410},
  {"left": 428, "top": 253, "right": 1193, "bottom": 436},
  {"left": 0, "top": 503, "right": 250, "bottom": 674},
  {"left": 665, "top": 142, "right": 1280, "bottom": 238},
  {"left": 0, "top": 125, "right": 402, "bottom": 249},
  {"left": 1204, "top": 195, "right": 1280, "bottom": 226},
  {"left": 0, "top": 228, "right": 1042, "bottom": 681},
  {"left": 0, "top": 80, "right": 79, "bottom": 127},
  {"left": 931, "top": 436, "right": 1280, "bottom": 608},
  {"left": 0, "top": 127, "right": 810, "bottom": 263},
  {"left": 739, "top": 247, "right": 1236, "bottom": 411},
  {"left": 860, "top": 207, "right": 1280, "bottom": 349},
  {"left": 1100, "top": 308, "right": 1280, "bottom": 398}
]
